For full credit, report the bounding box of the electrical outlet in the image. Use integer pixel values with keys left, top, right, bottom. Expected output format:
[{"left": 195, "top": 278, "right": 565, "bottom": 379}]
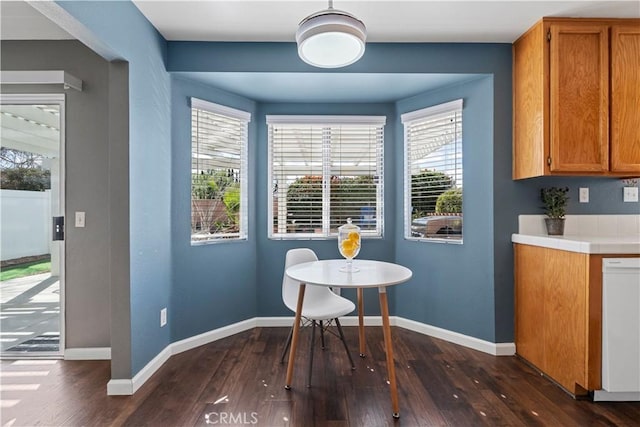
[
  {"left": 623, "top": 187, "right": 639, "bottom": 203},
  {"left": 579, "top": 188, "right": 589, "bottom": 203},
  {"left": 160, "top": 308, "right": 167, "bottom": 327},
  {"left": 75, "top": 211, "right": 85, "bottom": 227}
]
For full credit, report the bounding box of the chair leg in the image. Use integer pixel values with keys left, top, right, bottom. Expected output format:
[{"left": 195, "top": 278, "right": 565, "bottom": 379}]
[
  {"left": 280, "top": 325, "right": 294, "bottom": 364},
  {"left": 335, "top": 318, "right": 355, "bottom": 370},
  {"left": 320, "top": 320, "right": 326, "bottom": 349},
  {"left": 307, "top": 320, "right": 317, "bottom": 388}
]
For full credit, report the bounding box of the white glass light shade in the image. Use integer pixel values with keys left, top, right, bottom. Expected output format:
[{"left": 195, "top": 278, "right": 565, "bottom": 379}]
[{"left": 296, "top": 11, "right": 366, "bottom": 68}]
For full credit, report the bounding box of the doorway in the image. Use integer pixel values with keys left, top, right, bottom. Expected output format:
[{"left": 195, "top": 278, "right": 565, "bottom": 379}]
[{"left": 1, "top": 94, "right": 65, "bottom": 357}]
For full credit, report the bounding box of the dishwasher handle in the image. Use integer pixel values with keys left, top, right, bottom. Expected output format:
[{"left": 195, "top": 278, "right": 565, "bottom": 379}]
[{"left": 603, "top": 258, "right": 640, "bottom": 272}]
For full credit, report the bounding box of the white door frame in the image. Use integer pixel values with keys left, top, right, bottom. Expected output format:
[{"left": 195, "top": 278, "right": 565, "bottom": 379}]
[{"left": 0, "top": 93, "right": 66, "bottom": 358}]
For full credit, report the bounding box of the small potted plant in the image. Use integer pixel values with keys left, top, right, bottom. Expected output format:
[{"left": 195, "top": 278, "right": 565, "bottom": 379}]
[{"left": 540, "top": 186, "right": 569, "bottom": 235}]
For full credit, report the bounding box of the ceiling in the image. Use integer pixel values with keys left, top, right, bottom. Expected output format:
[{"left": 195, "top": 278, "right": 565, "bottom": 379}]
[
  {"left": 3, "top": 1, "right": 638, "bottom": 44},
  {"left": 0, "top": 1, "right": 73, "bottom": 40},
  {"left": 2, "top": 1, "right": 638, "bottom": 103},
  {"left": 133, "top": 0, "right": 639, "bottom": 43},
  {"left": 1, "top": 104, "right": 61, "bottom": 158}
]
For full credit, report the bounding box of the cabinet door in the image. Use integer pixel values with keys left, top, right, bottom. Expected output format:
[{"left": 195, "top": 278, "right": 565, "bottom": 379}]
[
  {"left": 549, "top": 24, "right": 609, "bottom": 172},
  {"left": 543, "top": 249, "right": 589, "bottom": 393},
  {"left": 514, "top": 245, "right": 545, "bottom": 368},
  {"left": 513, "top": 22, "right": 546, "bottom": 179},
  {"left": 610, "top": 25, "right": 640, "bottom": 173}
]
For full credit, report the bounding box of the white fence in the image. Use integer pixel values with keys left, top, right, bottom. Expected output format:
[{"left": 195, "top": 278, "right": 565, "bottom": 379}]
[{"left": 1, "top": 189, "right": 51, "bottom": 262}]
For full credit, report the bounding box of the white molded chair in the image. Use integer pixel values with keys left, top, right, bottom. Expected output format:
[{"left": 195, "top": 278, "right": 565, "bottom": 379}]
[{"left": 280, "top": 248, "right": 355, "bottom": 387}]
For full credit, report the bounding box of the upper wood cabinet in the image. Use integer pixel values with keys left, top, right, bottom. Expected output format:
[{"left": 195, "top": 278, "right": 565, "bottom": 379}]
[
  {"left": 611, "top": 24, "right": 640, "bottom": 172},
  {"left": 513, "top": 18, "right": 640, "bottom": 179}
]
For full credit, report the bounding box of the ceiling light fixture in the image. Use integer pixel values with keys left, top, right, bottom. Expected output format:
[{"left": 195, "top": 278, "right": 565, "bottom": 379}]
[{"left": 295, "top": 0, "right": 366, "bottom": 68}]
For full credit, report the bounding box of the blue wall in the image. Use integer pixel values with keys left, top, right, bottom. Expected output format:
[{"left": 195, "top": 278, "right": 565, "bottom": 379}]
[
  {"left": 53, "top": 2, "right": 639, "bottom": 381},
  {"left": 514, "top": 177, "right": 640, "bottom": 215},
  {"left": 170, "top": 77, "right": 258, "bottom": 340},
  {"left": 168, "top": 41, "right": 515, "bottom": 343},
  {"left": 58, "top": 1, "right": 172, "bottom": 375},
  {"left": 168, "top": 42, "right": 512, "bottom": 75},
  {"left": 255, "top": 102, "right": 397, "bottom": 318},
  {"left": 395, "top": 76, "right": 497, "bottom": 341}
]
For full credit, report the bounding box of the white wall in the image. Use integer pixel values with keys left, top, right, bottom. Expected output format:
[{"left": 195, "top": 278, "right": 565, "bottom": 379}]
[{"left": 1, "top": 189, "right": 51, "bottom": 261}]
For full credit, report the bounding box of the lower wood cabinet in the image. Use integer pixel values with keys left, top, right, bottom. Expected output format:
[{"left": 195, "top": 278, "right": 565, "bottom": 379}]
[{"left": 514, "top": 244, "right": 638, "bottom": 395}]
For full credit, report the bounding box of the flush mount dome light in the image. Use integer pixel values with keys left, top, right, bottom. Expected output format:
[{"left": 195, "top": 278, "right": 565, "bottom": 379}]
[{"left": 296, "top": 1, "right": 366, "bottom": 68}]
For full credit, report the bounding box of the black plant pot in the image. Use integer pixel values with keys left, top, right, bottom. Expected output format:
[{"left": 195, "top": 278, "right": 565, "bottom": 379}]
[{"left": 544, "top": 218, "right": 565, "bottom": 236}]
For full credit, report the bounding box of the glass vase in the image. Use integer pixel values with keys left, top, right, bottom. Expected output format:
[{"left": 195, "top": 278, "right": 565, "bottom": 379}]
[{"left": 338, "top": 218, "right": 361, "bottom": 272}]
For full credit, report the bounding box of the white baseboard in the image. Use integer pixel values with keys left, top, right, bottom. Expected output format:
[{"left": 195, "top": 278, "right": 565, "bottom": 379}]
[
  {"left": 394, "top": 317, "right": 515, "bottom": 356},
  {"left": 340, "top": 315, "right": 387, "bottom": 327},
  {"left": 107, "top": 319, "right": 256, "bottom": 395},
  {"left": 594, "top": 390, "right": 640, "bottom": 401},
  {"left": 108, "top": 315, "right": 514, "bottom": 395},
  {"left": 255, "top": 317, "right": 293, "bottom": 327},
  {"left": 172, "top": 318, "right": 256, "bottom": 355},
  {"left": 107, "top": 379, "right": 133, "bottom": 395},
  {"left": 255, "top": 316, "right": 386, "bottom": 327},
  {"left": 130, "top": 345, "right": 173, "bottom": 395},
  {"left": 107, "top": 344, "right": 173, "bottom": 395},
  {"left": 64, "top": 347, "right": 111, "bottom": 360},
  {"left": 494, "top": 343, "right": 517, "bottom": 356}
]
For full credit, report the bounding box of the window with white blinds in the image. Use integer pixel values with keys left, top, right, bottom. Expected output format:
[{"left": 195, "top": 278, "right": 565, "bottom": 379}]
[
  {"left": 402, "top": 99, "right": 463, "bottom": 242},
  {"left": 191, "top": 98, "right": 250, "bottom": 244},
  {"left": 267, "top": 115, "right": 385, "bottom": 239}
]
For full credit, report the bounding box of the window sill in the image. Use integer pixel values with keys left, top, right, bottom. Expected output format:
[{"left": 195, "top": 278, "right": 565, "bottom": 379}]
[
  {"left": 269, "top": 234, "right": 383, "bottom": 241},
  {"left": 191, "top": 236, "right": 247, "bottom": 246},
  {"left": 404, "top": 237, "right": 463, "bottom": 245}
]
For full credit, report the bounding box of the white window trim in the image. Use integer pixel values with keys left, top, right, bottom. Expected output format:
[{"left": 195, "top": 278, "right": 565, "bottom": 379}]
[
  {"left": 191, "top": 97, "right": 251, "bottom": 122},
  {"left": 190, "top": 97, "right": 251, "bottom": 245},
  {"left": 267, "top": 115, "right": 385, "bottom": 240},
  {"left": 402, "top": 98, "right": 463, "bottom": 245},
  {"left": 266, "top": 115, "right": 386, "bottom": 126},
  {"left": 401, "top": 99, "right": 462, "bottom": 124}
]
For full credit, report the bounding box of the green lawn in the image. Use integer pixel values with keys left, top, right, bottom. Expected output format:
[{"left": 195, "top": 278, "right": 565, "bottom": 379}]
[{"left": 0, "top": 260, "right": 51, "bottom": 281}]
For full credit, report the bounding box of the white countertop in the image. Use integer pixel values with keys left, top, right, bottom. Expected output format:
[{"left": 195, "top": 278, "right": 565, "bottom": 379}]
[
  {"left": 513, "top": 215, "right": 640, "bottom": 254},
  {"left": 512, "top": 233, "right": 640, "bottom": 254}
]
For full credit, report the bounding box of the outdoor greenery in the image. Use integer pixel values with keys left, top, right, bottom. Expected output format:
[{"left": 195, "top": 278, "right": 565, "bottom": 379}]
[
  {"left": 436, "top": 188, "right": 463, "bottom": 214},
  {"left": 1, "top": 168, "right": 51, "bottom": 191},
  {"left": 540, "top": 186, "right": 570, "bottom": 219},
  {"left": 1, "top": 148, "right": 50, "bottom": 191},
  {"left": 222, "top": 186, "right": 240, "bottom": 227},
  {"left": 284, "top": 170, "right": 463, "bottom": 231},
  {"left": 191, "top": 169, "right": 240, "bottom": 235},
  {"left": 411, "top": 170, "right": 454, "bottom": 217},
  {"left": 285, "top": 175, "right": 377, "bottom": 231},
  {"left": 0, "top": 260, "right": 51, "bottom": 282}
]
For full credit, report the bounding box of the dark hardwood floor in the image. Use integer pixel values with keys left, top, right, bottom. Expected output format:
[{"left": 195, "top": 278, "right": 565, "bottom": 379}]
[{"left": 1, "top": 327, "right": 639, "bottom": 426}]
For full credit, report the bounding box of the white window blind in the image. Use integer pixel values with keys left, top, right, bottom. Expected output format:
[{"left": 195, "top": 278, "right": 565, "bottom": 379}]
[
  {"left": 191, "top": 98, "right": 250, "bottom": 244},
  {"left": 402, "top": 99, "right": 463, "bottom": 242},
  {"left": 267, "top": 115, "right": 385, "bottom": 239}
]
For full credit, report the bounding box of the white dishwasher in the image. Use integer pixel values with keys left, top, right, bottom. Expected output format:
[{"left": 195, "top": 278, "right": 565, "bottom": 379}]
[{"left": 595, "top": 258, "right": 640, "bottom": 402}]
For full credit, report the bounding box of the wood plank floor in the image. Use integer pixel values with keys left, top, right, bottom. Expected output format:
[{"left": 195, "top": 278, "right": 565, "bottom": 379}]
[{"left": 1, "top": 327, "right": 639, "bottom": 426}]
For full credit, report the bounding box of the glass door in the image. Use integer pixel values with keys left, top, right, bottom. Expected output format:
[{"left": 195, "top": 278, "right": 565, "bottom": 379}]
[{"left": 0, "top": 94, "right": 65, "bottom": 357}]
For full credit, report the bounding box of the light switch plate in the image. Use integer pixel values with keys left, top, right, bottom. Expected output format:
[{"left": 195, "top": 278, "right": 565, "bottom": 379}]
[
  {"left": 75, "top": 211, "right": 85, "bottom": 227},
  {"left": 623, "top": 187, "right": 639, "bottom": 202},
  {"left": 160, "top": 308, "right": 167, "bottom": 327},
  {"left": 579, "top": 187, "right": 589, "bottom": 203}
]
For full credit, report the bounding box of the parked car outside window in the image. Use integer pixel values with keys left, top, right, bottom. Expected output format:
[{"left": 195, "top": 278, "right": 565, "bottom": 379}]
[{"left": 410, "top": 216, "right": 462, "bottom": 239}]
